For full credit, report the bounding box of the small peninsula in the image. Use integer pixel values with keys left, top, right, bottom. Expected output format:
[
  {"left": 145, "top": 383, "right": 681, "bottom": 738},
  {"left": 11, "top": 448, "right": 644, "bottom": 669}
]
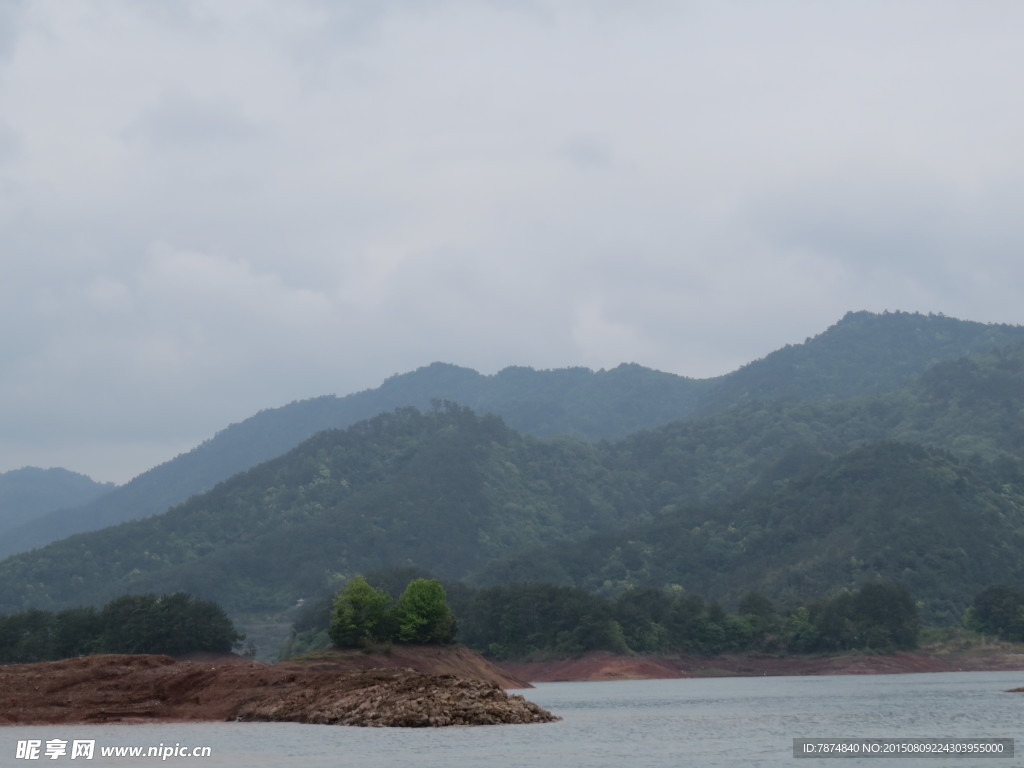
[{"left": 0, "top": 649, "right": 557, "bottom": 727}]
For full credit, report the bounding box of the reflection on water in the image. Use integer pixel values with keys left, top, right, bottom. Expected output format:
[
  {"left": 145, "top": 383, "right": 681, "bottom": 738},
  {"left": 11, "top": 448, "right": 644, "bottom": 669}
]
[{"left": 2, "top": 671, "right": 1021, "bottom": 767}]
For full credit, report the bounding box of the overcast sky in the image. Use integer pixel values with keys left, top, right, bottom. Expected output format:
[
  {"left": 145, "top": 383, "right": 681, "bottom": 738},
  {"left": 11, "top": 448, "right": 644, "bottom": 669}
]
[{"left": 2, "top": 1, "right": 1023, "bottom": 484}]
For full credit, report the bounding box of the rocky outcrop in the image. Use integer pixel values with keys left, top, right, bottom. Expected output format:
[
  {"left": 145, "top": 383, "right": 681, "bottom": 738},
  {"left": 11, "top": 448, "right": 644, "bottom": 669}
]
[
  {"left": 236, "top": 667, "right": 556, "bottom": 726},
  {"left": 0, "top": 654, "right": 557, "bottom": 727}
]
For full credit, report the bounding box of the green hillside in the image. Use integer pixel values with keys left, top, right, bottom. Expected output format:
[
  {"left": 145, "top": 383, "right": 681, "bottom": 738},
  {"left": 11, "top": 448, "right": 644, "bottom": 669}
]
[
  {"left": 697, "top": 310, "right": 1024, "bottom": 413},
  {"left": 5, "top": 310, "right": 1020, "bottom": 559},
  {"left": 606, "top": 342, "right": 1024, "bottom": 511},
  {"left": 0, "top": 364, "right": 700, "bottom": 558},
  {"left": 3, "top": 341, "right": 1024, "bottom": 633},
  {"left": 0, "top": 405, "right": 634, "bottom": 615},
  {"left": 479, "top": 442, "right": 1024, "bottom": 624},
  {"left": 473, "top": 344, "right": 1024, "bottom": 624}
]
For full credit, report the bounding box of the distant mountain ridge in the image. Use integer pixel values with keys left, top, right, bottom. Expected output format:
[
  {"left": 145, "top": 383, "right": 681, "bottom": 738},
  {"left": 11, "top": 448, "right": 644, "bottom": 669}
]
[
  {"left": 2, "top": 310, "right": 1022, "bottom": 559},
  {"left": 2, "top": 337, "right": 1024, "bottom": 634},
  {"left": 0, "top": 467, "right": 113, "bottom": 541},
  {"left": 694, "top": 310, "right": 1024, "bottom": 411}
]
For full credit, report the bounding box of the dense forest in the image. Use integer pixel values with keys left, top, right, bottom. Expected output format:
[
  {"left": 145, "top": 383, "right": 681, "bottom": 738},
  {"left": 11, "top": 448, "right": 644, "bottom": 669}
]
[
  {"left": 478, "top": 442, "right": 1024, "bottom": 624},
  {"left": 5, "top": 310, "right": 1023, "bottom": 559},
  {"left": 2, "top": 311, "right": 1024, "bottom": 658},
  {"left": 0, "top": 405, "right": 639, "bottom": 615},
  {"left": 455, "top": 580, "right": 920, "bottom": 658},
  {"left": 1, "top": 577, "right": 927, "bottom": 665},
  {"left": 0, "top": 593, "right": 243, "bottom": 664}
]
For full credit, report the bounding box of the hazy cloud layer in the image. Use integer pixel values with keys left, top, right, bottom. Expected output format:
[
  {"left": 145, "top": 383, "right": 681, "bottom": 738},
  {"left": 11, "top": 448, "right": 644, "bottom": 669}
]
[{"left": 2, "top": 1, "right": 1023, "bottom": 482}]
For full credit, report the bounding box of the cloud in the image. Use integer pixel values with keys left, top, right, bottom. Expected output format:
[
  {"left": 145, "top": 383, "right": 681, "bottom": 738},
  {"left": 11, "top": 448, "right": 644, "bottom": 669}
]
[
  {"left": 1, "top": 0, "right": 1023, "bottom": 481},
  {"left": 0, "top": 243, "right": 337, "bottom": 472},
  {"left": 126, "top": 91, "right": 259, "bottom": 151},
  {"left": 0, "top": 1, "right": 27, "bottom": 61}
]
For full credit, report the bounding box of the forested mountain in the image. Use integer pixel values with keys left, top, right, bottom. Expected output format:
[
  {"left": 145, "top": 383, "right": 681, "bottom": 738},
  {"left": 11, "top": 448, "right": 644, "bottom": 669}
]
[
  {"left": 3, "top": 338, "right": 1024, "bottom": 637},
  {"left": 603, "top": 343, "right": 1024, "bottom": 514},
  {"left": 0, "top": 467, "right": 113, "bottom": 540},
  {"left": 3, "top": 310, "right": 1022, "bottom": 559},
  {"left": 694, "top": 310, "right": 1024, "bottom": 413},
  {"left": 478, "top": 442, "right": 1024, "bottom": 624},
  {"left": 473, "top": 345, "right": 1024, "bottom": 625},
  {"left": 0, "top": 405, "right": 637, "bottom": 615},
  {"left": 0, "top": 364, "right": 699, "bottom": 558}
]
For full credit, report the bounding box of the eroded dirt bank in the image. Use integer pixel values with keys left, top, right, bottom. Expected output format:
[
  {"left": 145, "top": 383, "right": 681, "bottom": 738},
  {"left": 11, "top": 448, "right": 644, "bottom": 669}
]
[
  {"left": 0, "top": 650, "right": 554, "bottom": 727},
  {"left": 275, "top": 643, "right": 531, "bottom": 688},
  {"left": 496, "top": 648, "right": 1024, "bottom": 682}
]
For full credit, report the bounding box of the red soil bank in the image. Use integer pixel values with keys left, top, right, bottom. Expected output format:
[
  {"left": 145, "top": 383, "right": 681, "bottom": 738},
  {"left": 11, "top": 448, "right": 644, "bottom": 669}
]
[
  {"left": 0, "top": 646, "right": 547, "bottom": 727},
  {"left": 496, "top": 649, "right": 1024, "bottom": 682}
]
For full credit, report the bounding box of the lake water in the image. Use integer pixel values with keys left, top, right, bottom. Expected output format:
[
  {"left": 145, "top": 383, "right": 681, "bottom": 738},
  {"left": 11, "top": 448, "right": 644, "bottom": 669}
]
[{"left": 2, "top": 671, "right": 1022, "bottom": 767}]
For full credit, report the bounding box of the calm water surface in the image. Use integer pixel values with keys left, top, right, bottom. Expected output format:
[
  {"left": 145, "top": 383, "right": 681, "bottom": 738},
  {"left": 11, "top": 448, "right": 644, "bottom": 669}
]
[{"left": 2, "top": 671, "right": 1022, "bottom": 767}]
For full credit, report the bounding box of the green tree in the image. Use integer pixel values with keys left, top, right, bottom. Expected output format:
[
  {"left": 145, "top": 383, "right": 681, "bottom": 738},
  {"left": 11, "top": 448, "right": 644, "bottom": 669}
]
[
  {"left": 966, "top": 584, "right": 1024, "bottom": 640},
  {"left": 850, "top": 581, "right": 920, "bottom": 650},
  {"left": 99, "top": 593, "right": 241, "bottom": 655},
  {"left": 329, "top": 575, "right": 394, "bottom": 647},
  {"left": 52, "top": 606, "right": 102, "bottom": 658},
  {"left": 150, "top": 593, "right": 241, "bottom": 654},
  {"left": 613, "top": 587, "right": 672, "bottom": 653},
  {"left": 784, "top": 606, "right": 820, "bottom": 652},
  {"left": 737, "top": 591, "right": 782, "bottom": 651},
  {"left": 0, "top": 609, "right": 55, "bottom": 663},
  {"left": 806, "top": 582, "right": 919, "bottom": 652},
  {"left": 99, "top": 594, "right": 162, "bottom": 654},
  {"left": 395, "top": 578, "right": 456, "bottom": 644}
]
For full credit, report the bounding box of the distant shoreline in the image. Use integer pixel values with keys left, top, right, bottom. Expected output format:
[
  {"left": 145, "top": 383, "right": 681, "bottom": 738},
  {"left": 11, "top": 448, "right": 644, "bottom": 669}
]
[{"left": 495, "top": 647, "right": 1024, "bottom": 683}]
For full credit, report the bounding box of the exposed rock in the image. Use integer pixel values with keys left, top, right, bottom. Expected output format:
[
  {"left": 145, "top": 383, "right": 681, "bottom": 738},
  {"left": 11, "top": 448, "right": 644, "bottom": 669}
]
[{"left": 236, "top": 667, "right": 557, "bottom": 727}]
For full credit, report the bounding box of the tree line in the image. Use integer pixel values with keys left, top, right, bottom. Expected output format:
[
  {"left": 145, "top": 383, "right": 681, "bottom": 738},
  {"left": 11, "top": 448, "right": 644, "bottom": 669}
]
[
  {"left": 0, "top": 593, "right": 242, "bottom": 664},
  {"left": 286, "top": 572, "right": 928, "bottom": 661},
  {"left": 965, "top": 584, "right": 1024, "bottom": 641},
  {"left": 455, "top": 580, "right": 921, "bottom": 659}
]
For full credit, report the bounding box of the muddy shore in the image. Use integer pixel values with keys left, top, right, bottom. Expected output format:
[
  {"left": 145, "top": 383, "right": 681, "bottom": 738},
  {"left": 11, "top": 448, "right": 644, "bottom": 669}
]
[
  {"left": 6, "top": 645, "right": 1023, "bottom": 727},
  {"left": 0, "top": 648, "right": 554, "bottom": 727}
]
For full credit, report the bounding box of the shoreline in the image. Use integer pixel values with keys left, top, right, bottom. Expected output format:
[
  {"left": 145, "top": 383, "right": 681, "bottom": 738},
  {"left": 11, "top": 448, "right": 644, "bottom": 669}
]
[
  {"left": 494, "top": 646, "right": 1024, "bottom": 683},
  {"left": 4, "top": 645, "right": 1023, "bottom": 727}
]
